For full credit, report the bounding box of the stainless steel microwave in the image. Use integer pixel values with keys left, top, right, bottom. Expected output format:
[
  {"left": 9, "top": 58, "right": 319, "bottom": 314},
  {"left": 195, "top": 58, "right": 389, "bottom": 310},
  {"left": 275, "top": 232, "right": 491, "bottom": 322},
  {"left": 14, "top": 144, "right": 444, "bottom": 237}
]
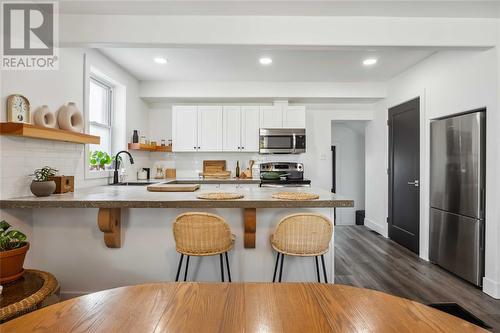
[{"left": 259, "top": 128, "right": 306, "bottom": 154}]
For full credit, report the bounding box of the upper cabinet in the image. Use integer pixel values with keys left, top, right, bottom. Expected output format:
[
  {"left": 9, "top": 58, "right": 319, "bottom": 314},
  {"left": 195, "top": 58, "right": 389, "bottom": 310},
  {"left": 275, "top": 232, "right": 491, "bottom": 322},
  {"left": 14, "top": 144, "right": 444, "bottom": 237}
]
[
  {"left": 223, "top": 106, "right": 259, "bottom": 152},
  {"left": 172, "top": 106, "right": 222, "bottom": 152},
  {"left": 223, "top": 106, "right": 241, "bottom": 152},
  {"left": 198, "top": 106, "right": 223, "bottom": 151},
  {"left": 172, "top": 103, "right": 300, "bottom": 153},
  {"left": 173, "top": 105, "right": 259, "bottom": 153},
  {"left": 283, "top": 106, "right": 306, "bottom": 128},
  {"left": 172, "top": 106, "right": 198, "bottom": 152},
  {"left": 260, "top": 106, "right": 283, "bottom": 128},
  {"left": 260, "top": 105, "right": 305, "bottom": 129},
  {"left": 241, "top": 106, "right": 260, "bottom": 152}
]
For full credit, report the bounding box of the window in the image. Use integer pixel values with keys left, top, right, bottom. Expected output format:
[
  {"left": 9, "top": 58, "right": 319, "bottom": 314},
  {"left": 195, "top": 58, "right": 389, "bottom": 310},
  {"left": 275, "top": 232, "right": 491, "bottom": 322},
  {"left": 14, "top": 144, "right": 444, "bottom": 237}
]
[{"left": 88, "top": 77, "right": 113, "bottom": 170}]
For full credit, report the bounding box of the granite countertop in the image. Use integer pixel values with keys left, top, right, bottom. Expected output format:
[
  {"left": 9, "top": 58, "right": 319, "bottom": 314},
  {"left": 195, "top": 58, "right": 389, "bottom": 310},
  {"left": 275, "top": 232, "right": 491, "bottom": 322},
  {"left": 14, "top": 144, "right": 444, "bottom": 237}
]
[{"left": 0, "top": 184, "right": 354, "bottom": 209}]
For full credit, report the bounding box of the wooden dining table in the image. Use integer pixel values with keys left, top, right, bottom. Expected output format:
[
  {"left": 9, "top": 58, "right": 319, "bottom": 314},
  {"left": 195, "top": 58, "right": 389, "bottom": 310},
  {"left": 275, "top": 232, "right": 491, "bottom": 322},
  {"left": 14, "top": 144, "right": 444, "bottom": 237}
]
[{"left": 0, "top": 282, "right": 485, "bottom": 332}]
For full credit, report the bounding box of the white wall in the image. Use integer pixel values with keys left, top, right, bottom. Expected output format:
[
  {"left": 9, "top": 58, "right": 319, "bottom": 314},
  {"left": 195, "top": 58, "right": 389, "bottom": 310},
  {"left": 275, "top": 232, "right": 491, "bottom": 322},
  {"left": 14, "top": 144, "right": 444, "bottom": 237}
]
[
  {"left": 364, "top": 49, "right": 499, "bottom": 298},
  {"left": 331, "top": 121, "right": 366, "bottom": 225},
  {"left": 0, "top": 48, "right": 149, "bottom": 264},
  {"left": 364, "top": 100, "right": 389, "bottom": 236}
]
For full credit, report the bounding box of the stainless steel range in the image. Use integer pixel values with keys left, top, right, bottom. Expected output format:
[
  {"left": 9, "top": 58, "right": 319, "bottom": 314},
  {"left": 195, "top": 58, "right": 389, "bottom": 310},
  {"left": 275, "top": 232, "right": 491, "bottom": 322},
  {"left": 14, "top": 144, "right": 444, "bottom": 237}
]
[{"left": 259, "top": 162, "right": 311, "bottom": 187}]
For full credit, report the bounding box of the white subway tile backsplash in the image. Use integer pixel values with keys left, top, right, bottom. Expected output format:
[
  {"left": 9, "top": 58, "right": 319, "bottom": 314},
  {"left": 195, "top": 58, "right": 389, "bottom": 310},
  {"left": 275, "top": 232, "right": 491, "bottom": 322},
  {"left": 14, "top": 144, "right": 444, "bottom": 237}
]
[{"left": 0, "top": 135, "right": 109, "bottom": 198}]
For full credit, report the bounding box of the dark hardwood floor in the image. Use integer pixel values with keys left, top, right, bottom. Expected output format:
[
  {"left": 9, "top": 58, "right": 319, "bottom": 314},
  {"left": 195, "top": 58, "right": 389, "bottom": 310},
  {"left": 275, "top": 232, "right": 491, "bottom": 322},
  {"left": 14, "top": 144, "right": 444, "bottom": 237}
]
[{"left": 335, "top": 225, "right": 500, "bottom": 332}]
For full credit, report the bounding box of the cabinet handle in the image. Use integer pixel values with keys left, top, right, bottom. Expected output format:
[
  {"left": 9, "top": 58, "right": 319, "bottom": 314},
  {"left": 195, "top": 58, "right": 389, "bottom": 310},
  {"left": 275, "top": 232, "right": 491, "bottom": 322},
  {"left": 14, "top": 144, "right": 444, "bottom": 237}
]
[
  {"left": 194, "top": 146, "right": 196, "bottom": 149},
  {"left": 241, "top": 146, "right": 244, "bottom": 150}
]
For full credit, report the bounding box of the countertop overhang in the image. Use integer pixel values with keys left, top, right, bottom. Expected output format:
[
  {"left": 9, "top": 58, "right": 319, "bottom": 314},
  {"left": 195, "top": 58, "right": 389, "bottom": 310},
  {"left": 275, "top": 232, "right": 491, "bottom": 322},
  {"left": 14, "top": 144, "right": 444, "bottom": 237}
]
[
  {"left": 0, "top": 184, "right": 353, "bottom": 249},
  {"left": 0, "top": 185, "right": 353, "bottom": 209}
]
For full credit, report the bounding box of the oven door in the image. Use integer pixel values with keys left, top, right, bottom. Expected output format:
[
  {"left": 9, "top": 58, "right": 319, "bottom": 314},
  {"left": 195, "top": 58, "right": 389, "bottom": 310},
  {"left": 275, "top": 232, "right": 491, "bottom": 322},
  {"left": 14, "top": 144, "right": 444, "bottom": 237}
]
[{"left": 259, "top": 129, "right": 294, "bottom": 154}]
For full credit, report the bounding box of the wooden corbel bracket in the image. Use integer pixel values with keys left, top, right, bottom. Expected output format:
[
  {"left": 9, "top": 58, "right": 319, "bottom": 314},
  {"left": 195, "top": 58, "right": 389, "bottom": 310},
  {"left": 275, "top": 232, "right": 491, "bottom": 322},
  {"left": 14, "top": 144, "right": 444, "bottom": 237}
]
[
  {"left": 243, "top": 208, "right": 256, "bottom": 249},
  {"left": 97, "top": 208, "right": 121, "bottom": 248}
]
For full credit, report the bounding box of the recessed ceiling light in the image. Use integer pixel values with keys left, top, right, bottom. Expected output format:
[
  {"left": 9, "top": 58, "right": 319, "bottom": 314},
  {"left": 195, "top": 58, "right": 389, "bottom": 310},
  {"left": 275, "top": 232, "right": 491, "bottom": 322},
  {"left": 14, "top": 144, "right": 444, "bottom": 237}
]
[
  {"left": 363, "top": 58, "right": 377, "bottom": 66},
  {"left": 259, "top": 57, "right": 273, "bottom": 65},
  {"left": 154, "top": 57, "right": 168, "bottom": 64}
]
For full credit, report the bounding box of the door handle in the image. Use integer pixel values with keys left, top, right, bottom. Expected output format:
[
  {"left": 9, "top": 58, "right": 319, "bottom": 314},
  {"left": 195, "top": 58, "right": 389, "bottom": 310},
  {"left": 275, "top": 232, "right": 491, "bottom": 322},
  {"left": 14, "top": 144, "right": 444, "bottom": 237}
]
[{"left": 407, "top": 180, "right": 419, "bottom": 187}]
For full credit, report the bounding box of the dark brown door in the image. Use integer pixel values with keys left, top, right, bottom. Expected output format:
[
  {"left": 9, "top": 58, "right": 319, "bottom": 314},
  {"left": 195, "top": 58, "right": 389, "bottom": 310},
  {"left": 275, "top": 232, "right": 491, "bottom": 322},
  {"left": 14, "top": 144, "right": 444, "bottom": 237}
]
[{"left": 388, "top": 98, "right": 420, "bottom": 254}]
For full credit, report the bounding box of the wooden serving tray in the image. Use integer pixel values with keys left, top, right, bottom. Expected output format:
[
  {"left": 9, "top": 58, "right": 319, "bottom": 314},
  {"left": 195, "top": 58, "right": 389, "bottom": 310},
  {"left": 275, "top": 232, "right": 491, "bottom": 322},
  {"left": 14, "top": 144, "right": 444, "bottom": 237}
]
[{"left": 147, "top": 183, "right": 200, "bottom": 192}]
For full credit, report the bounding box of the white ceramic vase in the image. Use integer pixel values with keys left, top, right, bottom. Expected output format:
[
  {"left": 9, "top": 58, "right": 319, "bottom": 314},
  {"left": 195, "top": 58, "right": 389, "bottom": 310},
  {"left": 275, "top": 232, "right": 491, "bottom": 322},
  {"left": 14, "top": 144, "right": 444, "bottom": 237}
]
[
  {"left": 57, "top": 102, "right": 84, "bottom": 132},
  {"left": 33, "top": 105, "right": 57, "bottom": 128}
]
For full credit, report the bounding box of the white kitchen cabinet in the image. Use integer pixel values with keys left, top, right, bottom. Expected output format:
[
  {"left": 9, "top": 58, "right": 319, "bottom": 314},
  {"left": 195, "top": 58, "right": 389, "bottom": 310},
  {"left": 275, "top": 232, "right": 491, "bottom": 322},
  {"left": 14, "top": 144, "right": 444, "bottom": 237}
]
[
  {"left": 172, "top": 105, "right": 222, "bottom": 152},
  {"left": 260, "top": 106, "right": 283, "bottom": 128},
  {"left": 223, "top": 106, "right": 260, "bottom": 152},
  {"left": 241, "top": 106, "right": 260, "bottom": 152},
  {"left": 223, "top": 106, "right": 241, "bottom": 152},
  {"left": 172, "top": 103, "right": 299, "bottom": 152},
  {"left": 172, "top": 106, "right": 198, "bottom": 152},
  {"left": 260, "top": 105, "right": 306, "bottom": 129},
  {"left": 198, "top": 106, "right": 223, "bottom": 151},
  {"left": 283, "top": 106, "right": 306, "bottom": 128}
]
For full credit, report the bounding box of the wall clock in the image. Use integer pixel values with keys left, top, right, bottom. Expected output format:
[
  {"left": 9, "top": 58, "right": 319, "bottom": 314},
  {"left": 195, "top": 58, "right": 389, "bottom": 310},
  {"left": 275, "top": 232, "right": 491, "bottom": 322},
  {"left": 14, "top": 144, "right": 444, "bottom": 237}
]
[{"left": 7, "top": 94, "right": 30, "bottom": 123}]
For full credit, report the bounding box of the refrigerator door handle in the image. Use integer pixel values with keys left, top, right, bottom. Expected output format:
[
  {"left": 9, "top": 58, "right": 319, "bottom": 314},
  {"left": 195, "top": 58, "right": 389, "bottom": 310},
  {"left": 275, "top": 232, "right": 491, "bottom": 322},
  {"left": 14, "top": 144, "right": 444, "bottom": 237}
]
[
  {"left": 480, "top": 187, "right": 485, "bottom": 218},
  {"left": 407, "top": 180, "right": 419, "bottom": 187}
]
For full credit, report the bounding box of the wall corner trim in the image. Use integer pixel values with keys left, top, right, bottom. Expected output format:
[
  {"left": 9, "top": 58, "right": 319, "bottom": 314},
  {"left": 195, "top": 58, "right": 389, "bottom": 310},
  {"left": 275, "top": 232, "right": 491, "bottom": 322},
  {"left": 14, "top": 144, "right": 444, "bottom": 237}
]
[
  {"left": 483, "top": 277, "right": 500, "bottom": 299},
  {"left": 364, "top": 217, "right": 387, "bottom": 238}
]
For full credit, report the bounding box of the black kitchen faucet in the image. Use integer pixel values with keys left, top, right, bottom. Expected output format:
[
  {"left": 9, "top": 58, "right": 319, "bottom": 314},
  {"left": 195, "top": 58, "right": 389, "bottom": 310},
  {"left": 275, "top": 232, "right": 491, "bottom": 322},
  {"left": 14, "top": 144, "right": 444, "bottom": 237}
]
[{"left": 113, "top": 150, "right": 134, "bottom": 184}]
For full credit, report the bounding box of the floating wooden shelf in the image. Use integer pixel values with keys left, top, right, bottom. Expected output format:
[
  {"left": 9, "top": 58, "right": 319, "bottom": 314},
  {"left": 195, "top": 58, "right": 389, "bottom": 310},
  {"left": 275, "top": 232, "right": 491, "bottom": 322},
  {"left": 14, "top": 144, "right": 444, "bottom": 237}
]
[
  {"left": 0, "top": 122, "right": 100, "bottom": 145},
  {"left": 128, "top": 143, "right": 172, "bottom": 152}
]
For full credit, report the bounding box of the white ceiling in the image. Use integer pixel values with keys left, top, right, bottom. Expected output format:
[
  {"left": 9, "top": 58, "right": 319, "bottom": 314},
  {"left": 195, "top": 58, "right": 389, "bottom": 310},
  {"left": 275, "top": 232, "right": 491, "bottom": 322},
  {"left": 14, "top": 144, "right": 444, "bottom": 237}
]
[
  {"left": 99, "top": 47, "right": 435, "bottom": 82},
  {"left": 60, "top": 1, "right": 500, "bottom": 18}
]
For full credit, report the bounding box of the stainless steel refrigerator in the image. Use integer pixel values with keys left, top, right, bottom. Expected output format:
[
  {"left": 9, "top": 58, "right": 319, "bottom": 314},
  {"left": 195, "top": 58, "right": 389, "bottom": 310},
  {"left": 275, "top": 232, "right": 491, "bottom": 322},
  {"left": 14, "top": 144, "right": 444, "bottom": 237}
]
[{"left": 429, "top": 110, "right": 485, "bottom": 286}]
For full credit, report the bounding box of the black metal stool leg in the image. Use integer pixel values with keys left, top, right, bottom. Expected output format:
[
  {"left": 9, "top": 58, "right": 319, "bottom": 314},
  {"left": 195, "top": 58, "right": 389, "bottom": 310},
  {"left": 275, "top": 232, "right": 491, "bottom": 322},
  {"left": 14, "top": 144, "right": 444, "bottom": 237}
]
[
  {"left": 315, "top": 256, "right": 321, "bottom": 283},
  {"left": 278, "top": 254, "right": 285, "bottom": 282},
  {"left": 183, "top": 255, "right": 190, "bottom": 281},
  {"left": 272, "top": 252, "right": 281, "bottom": 282},
  {"left": 220, "top": 254, "right": 225, "bottom": 282},
  {"left": 321, "top": 254, "right": 328, "bottom": 283},
  {"left": 225, "top": 252, "right": 232, "bottom": 282},
  {"left": 175, "top": 254, "right": 184, "bottom": 282}
]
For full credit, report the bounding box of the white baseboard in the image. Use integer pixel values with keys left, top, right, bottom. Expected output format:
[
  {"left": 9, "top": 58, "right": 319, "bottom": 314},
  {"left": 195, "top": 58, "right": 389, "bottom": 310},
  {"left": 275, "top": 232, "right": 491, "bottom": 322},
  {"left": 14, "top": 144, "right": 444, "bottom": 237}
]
[
  {"left": 364, "top": 217, "right": 387, "bottom": 237},
  {"left": 483, "top": 277, "right": 500, "bottom": 299}
]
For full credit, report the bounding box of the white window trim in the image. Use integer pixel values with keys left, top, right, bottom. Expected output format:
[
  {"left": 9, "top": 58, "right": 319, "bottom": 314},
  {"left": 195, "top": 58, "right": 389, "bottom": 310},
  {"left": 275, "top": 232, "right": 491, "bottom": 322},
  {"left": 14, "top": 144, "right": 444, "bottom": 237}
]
[
  {"left": 84, "top": 54, "right": 116, "bottom": 180},
  {"left": 88, "top": 76, "right": 114, "bottom": 172}
]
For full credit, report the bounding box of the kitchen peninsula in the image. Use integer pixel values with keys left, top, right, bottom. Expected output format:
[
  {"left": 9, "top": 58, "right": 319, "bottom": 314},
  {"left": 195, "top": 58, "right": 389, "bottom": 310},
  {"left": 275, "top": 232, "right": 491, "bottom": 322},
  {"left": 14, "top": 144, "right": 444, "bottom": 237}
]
[{"left": 0, "top": 182, "right": 352, "bottom": 289}]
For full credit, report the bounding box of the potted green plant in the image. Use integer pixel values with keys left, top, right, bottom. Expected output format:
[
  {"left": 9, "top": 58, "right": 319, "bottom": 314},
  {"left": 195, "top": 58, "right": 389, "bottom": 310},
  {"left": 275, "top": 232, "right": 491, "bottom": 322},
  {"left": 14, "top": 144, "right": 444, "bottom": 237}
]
[
  {"left": 89, "top": 150, "right": 113, "bottom": 170},
  {"left": 0, "top": 221, "right": 29, "bottom": 284},
  {"left": 30, "top": 166, "right": 58, "bottom": 197}
]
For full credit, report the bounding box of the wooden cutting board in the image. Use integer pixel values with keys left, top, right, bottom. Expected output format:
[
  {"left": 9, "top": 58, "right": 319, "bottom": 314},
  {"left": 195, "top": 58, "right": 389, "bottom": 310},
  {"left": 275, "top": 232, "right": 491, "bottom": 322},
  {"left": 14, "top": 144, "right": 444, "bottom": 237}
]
[
  {"left": 147, "top": 183, "right": 200, "bottom": 192},
  {"left": 203, "top": 160, "right": 226, "bottom": 174},
  {"left": 203, "top": 171, "right": 231, "bottom": 179}
]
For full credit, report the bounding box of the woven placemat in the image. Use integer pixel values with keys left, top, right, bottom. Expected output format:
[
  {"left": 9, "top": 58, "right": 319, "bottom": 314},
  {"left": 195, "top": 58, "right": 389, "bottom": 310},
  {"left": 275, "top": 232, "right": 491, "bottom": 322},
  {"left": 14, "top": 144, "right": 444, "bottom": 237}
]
[
  {"left": 272, "top": 192, "right": 320, "bottom": 200},
  {"left": 197, "top": 192, "right": 244, "bottom": 200}
]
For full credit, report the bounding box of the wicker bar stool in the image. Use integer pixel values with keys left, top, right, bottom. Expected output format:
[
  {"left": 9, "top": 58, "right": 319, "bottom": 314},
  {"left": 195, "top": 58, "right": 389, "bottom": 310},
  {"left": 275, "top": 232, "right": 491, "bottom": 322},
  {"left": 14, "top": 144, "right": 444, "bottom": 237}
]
[
  {"left": 173, "top": 212, "right": 235, "bottom": 282},
  {"left": 271, "top": 213, "right": 333, "bottom": 283}
]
